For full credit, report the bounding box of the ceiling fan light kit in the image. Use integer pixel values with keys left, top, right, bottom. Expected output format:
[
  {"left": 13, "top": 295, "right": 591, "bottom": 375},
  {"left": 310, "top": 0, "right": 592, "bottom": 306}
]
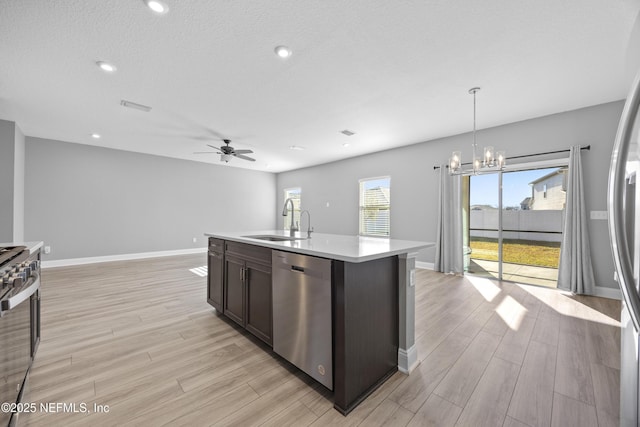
[{"left": 449, "top": 87, "right": 506, "bottom": 175}]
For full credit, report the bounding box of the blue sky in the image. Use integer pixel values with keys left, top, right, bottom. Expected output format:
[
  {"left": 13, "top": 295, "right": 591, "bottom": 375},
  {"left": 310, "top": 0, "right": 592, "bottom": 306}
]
[
  {"left": 470, "top": 168, "right": 559, "bottom": 208},
  {"left": 361, "top": 177, "right": 390, "bottom": 190}
]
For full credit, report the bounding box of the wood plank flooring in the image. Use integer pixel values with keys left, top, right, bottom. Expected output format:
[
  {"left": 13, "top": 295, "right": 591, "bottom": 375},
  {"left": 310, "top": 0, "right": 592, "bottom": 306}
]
[{"left": 21, "top": 254, "right": 620, "bottom": 426}]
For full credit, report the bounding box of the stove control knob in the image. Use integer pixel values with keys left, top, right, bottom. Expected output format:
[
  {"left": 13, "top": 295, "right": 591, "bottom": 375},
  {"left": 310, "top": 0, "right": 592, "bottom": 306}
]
[
  {"left": 30, "top": 261, "right": 39, "bottom": 271},
  {"left": 18, "top": 266, "right": 31, "bottom": 277},
  {"left": 13, "top": 275, "right": 23, "bottom": 287},
  {"left": 3, "top": 275, "right": 23, "bottom": 287}
]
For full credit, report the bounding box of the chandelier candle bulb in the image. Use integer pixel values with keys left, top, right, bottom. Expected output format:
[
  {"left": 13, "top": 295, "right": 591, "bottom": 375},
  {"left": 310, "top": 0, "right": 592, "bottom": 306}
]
[
  {"left": 473, "top": 156, "right": 481, "bottom": 173},
  {"left": 497, "top": 151, "right": 506, "bottom": 168},
  {"left": 450, "top": 151, "right": 461, "bottom": 171},
  {"left": 484, "top": 146, "right": 494, "bottom": 166}
]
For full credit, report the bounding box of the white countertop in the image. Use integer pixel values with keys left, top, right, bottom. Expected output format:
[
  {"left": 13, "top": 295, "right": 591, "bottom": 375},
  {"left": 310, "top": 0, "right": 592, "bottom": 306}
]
[
  {"left": 204, "top": 230, "right": 433, "bottom": 263},
  {"left": 1, "top": 241, "right": 44, "bottom": 255}
]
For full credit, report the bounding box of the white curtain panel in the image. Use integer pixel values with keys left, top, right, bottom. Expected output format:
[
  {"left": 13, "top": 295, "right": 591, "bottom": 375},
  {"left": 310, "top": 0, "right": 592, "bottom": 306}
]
[
  {"left": 434, "top": 166, "right": 463, "bottom": 274},
  {"left": 558, "top": 146, "right": 596, "bottom": 294}
]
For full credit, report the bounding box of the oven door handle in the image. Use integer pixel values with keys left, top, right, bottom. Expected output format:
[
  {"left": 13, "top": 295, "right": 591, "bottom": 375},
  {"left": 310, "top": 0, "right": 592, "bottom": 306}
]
[{"left": 1, "top": 276, "right": 40, "bottom": 311}]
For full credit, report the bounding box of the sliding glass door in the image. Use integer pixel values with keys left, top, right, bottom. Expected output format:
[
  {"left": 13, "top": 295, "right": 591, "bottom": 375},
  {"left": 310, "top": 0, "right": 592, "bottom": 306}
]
[
  {"left": 465, "top": 173, "right": 500, "bottom": 279},
  {"left": 465, "top": 165, "right": 566, "bottom": 287}
]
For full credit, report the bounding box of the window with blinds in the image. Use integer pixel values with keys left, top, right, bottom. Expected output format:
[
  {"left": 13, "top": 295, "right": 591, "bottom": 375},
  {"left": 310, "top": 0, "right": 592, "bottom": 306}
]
[
  {"left": 359, "top": 177, "right": 390, "bottom": 237},
  {"left": 283, "top": 188, "right": 301, "bottom": 230}
]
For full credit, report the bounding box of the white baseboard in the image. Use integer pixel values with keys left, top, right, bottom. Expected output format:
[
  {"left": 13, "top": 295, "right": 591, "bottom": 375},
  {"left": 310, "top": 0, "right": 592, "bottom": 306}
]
[
  {"left": 416, "top": 261, "right": 434, "bottom": 270},
  {"left": 42, "top": 247, "right": 207, "bottom": 268},
  {"left": 398, "top": 345, "right": 419, "bottom": 374},
  {"left": 593, "top": 285, "right": 622, "bottom": 300}
]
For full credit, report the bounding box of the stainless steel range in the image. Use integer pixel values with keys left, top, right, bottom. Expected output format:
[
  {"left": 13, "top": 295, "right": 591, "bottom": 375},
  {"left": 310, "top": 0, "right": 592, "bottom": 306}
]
[{"left": 0, "top": 245, "right": 41, "bottom": 427}]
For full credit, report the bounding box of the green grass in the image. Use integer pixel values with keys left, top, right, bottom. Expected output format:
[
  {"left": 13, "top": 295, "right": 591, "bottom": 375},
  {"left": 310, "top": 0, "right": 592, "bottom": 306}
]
[{"left": 469, "top": 237, "right": 561, "bottom": 268}]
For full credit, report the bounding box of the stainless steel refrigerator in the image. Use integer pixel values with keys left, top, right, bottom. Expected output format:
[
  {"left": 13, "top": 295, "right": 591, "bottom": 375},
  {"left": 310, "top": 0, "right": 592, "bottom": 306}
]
[{"left": 608, "top": 70, "right": 640, "bottom": 427}]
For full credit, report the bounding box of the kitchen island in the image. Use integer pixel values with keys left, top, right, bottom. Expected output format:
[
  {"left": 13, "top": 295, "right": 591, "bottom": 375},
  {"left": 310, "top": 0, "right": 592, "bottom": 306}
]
[{"left": 204, "top": 230, "right": 432, "bottom": 414}]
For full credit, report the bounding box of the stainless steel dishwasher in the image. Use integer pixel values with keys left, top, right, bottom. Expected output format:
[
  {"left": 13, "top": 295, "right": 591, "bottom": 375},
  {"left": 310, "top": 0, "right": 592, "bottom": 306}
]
[{"left": 272, "top": 250, "right": 333, "bottom": 390}]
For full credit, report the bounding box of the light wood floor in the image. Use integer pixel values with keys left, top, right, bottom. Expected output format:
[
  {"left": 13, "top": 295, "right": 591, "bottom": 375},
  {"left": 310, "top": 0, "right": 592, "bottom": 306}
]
[{"left": 21, "top": 254, "right": 621, "bottom": 426}]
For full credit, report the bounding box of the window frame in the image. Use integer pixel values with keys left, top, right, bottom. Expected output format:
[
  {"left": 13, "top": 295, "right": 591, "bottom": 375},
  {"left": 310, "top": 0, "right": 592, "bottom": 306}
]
[{"left": 358, "top": 176, "right": 391, "bottom": 237}]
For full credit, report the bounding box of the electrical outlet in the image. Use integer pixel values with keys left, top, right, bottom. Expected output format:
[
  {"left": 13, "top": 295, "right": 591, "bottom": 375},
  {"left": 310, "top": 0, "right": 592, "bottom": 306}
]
[
  {"left": 590, "top": 210, "right": 608, "bottom": 220},
  {"left": 44, "top": 246, "right": 51, "bottom": 254},
  {"left": 192, "top": 237, "right": 197, "bottom": 243},
  {"left": 326, "top": 202, "right": 330, "bottom": 207}
]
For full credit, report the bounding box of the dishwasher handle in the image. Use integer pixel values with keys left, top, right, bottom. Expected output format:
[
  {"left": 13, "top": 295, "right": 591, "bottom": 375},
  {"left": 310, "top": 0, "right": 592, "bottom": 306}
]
[{"left": 291, "top": 265, "right": 305, "bottom": 273}]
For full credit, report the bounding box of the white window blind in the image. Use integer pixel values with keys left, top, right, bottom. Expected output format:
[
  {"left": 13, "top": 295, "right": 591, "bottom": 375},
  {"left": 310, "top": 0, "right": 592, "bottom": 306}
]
[
  {"left": 283, "top": 188, "right": 301, "bottom": 230},
  {"left": 359, "top": 177, "right": 390, "bottom": 237}
]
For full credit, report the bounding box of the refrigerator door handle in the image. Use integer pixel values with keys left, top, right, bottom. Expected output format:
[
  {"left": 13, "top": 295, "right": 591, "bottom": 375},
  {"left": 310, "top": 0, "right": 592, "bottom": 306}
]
[{"left": 608, "top": 69, "right": 640, "bottom": 332}]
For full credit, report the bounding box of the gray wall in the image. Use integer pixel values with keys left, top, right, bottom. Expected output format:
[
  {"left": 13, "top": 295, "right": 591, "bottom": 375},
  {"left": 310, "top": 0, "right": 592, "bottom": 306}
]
[
  {"left": 277, "top": 101, "right": 624, "bottom": 289},
  {"left": 0, "top": 120, "right": 16, "bottom": 242},
  {"left": 25, "top": 138, "right": 276, "bottom": 260},
  {"left": 13, "top": 125, "right": 24, "bottom": 242},
  {"left": 0, "top": 119, "right": 25, "bottom": 242}
]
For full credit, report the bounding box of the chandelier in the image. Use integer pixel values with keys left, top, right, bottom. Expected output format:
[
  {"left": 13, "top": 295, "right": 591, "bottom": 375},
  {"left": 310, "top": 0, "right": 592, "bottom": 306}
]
[{"left": 449, "top": 87, "right": 506, "bottom": 175}]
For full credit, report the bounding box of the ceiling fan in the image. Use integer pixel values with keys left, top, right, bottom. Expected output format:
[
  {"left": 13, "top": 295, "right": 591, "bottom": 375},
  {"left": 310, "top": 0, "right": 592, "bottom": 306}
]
[{"left": 194, "top": 139, "right": 255, "bottom": 163}]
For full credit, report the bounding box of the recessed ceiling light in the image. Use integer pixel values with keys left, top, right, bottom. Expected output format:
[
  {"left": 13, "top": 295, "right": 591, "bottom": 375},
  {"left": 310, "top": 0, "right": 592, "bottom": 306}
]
[
  {"left": 91, "top": 133, "right": 101, "bottom": 139},
  {"left": 96, "top": 61, "right": 116, "bottom": 73},
  {"left": 340, "top": 129, "right": 356, "bottom": 136},
  {"left": 145, "top": 0, "right": 169, "bottom": 14},
  {"left": 274, "top": 46, "right": 292, "bottom": 59},
  {"left": 342, "top": 143, "right": 350, "bottom": 147},
  {"left": 289, "top": 145, "right": 305, "bottom": 151}
]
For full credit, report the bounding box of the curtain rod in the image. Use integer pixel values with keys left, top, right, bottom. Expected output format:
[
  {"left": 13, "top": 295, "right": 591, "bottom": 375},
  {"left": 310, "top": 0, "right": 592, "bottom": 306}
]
[{"left": 433, "top": 145, "right": 590, "bottom": 170}]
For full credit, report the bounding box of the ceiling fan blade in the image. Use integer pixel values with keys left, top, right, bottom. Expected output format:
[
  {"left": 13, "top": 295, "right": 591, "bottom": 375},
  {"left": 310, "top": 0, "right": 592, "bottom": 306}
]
[
  {"left": 206, "top": 144, "right": 220, "bottom": 150},
  {"left": 234, "top": 153, "right": 256, "bottom": 162},
  {"left": 203, "top": 128, "right": 226, "bottom": 140},
  {"left": 233, "top": 149, "right": 253, "bottom": 154}
]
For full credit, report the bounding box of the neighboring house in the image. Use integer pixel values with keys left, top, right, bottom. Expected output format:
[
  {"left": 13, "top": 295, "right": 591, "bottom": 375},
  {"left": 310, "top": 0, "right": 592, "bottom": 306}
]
[
  {"left": 520, "top": 197, "right": 532, "bottom": 210},
  {"left": 528, "top": 168, "right": 567, "bottom": 210}
]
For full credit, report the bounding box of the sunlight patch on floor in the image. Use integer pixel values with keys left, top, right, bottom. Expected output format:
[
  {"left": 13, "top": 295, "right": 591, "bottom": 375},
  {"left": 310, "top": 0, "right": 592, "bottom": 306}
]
[
  {"left": 189, "top": 266, "right": 208, "bottom": 277},
  {"left": 496, "top": 295, "right": 528, "bottom": 331},
  {"left": 519, "top": 283, "right": 620, "bottom": 327},
  {"left": 467, "top": 275, "right": 502, "bottom": 302}
]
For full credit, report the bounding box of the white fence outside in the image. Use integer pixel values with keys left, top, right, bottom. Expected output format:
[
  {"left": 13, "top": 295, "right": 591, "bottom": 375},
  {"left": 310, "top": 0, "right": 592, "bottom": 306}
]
[{"left": 470, "top": 209, "right": 563, "bottom": 243}]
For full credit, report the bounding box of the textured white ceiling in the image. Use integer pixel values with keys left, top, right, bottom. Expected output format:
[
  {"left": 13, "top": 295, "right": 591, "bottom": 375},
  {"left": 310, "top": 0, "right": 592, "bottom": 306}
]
[{"left": 1, "top": 0, "right": 639, "bottom": 172}]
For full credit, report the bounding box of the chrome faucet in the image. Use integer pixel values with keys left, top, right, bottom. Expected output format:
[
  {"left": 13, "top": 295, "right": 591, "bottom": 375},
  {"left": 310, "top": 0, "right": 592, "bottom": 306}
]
[
  {"left": 282, "top": 198, "right": 298, "bottom": 236},
  {"left": 301, "top": 210, "right": 313, "bottom": 238}
]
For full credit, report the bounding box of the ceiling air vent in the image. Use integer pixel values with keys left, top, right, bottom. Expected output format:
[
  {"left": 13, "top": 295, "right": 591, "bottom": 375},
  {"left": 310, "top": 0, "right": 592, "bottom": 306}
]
[
  {"left": 340, "top": 129, "right": 355, "bottom": 136},
  {"left": 120, "top": 100, "right": 152, "bottom": 112}
]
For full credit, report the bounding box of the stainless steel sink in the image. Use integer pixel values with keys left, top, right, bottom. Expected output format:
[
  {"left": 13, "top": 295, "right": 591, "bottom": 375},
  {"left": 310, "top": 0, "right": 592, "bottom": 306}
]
[{"left": 241, "top": 234, "right": 306, "bottom": 242}]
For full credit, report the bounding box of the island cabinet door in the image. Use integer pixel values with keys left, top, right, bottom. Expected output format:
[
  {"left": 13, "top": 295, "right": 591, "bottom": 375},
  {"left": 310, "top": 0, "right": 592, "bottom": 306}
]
[
  {"left": 245, "top": 260, "right": 272, "bottom": 346},
  {"left": 207, "top": 250, "right": 224, "bottom": 313},
  {"left": 224, "top": 255, "right": 245, "bottom": 327}
]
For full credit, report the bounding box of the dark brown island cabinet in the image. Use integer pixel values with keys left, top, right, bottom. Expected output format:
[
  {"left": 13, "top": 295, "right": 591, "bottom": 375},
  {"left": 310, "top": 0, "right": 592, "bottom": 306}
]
[
  {"left": 222, "top": 241, "right": 273, "bottom": 346},
  {"left": 206, "top": 238, "right": 224, "bottom": 312},
  {"left": 206, "top": 236, "right": 401, "bottom": 415}
]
